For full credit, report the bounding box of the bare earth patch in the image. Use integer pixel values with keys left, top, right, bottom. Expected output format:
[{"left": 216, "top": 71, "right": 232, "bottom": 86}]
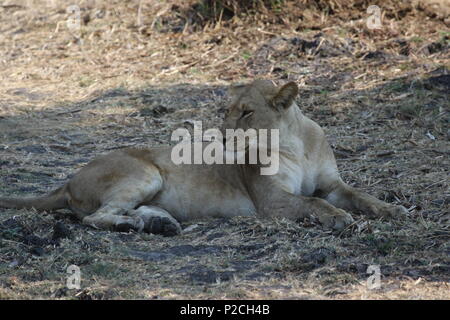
[{"left": 0, "top": 0, "right": 448, "bottom": 299}]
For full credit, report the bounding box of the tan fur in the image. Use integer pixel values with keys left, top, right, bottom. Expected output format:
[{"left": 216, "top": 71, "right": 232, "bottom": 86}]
[{"left": 0, "top": 80, "right": 407, "bottom": 235}]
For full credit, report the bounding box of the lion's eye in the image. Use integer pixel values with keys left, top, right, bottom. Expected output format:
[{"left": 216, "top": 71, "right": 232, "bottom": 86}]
[{"left": 241, "top": 110, "right": 254, "bottom": 119}]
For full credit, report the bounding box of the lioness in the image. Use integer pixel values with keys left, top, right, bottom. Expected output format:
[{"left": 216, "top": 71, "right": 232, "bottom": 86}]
[{"left": 0, "top": 80, "right": 407, "bottom": 236}]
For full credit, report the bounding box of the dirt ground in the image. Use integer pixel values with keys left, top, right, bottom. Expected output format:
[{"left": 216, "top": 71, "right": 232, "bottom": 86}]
[{"left": 0, "top": 0, "right": 449, "bottom": 299}]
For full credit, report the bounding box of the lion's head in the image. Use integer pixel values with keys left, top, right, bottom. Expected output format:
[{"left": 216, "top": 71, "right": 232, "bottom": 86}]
[{"left": 222, "top": 79, "right": 298, "bottom": 133}]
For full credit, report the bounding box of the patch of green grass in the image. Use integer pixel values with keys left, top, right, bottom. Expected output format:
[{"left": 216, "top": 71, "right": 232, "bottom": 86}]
[
  {"left": 68, "top": 252, "right": 96, "bottom": 266},
  {"left": 438, "top": 31, "right": 450, "bottom": 44},
  {"left": 375, "top": 239, "right": 395, "bottom": 255},
  {"left": 78, "top": 77, "right": 95, "bottom": 88},
  {"left": 0, "top": 229, "right": 21, "bottom": 242},
  {"left": 269, "top": 0, "right": 284, "bottom": 13},
  {"left": 109, "top": 100, "right": 127, "bottom": 108},
  {"left": 322, "top": 273, "right": 358, "bottom": 286},
  {"left": 86, "top": 262, "right": 121, "bottom": 279},
  {"left": 399, "top": 63, "right": 412, "bottom": 71},
  {"left": 398, "top": 104, "right": 422, "bottom": 118},
  {"left": 410, "top": 36, "right": 424, "bottom": 43},
  {"left": 241, "top": 51, "right": 252, "bottom": 60},
  {"left": 385, "top": 81, "right": 407, "bottom": 92},
  {"left": 189, "top": 67, "right": 200, "bottom": 74},
  {"left": 360, "top": 234, "right": 395, "bottom": 256},
  {"left": 178, "top": 42, "right": 188, "bottom": 49},
  {"left": 337, "top": 27, "right": 348, "bottom": 38}
]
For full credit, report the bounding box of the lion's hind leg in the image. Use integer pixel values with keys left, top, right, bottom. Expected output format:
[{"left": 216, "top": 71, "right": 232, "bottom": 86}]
[
  {"left": 82, "top": 205, "right": 145, "bottom": 232},
  {"left": 127, "top": 206, "right": 182, "bottom": 236},
  {"left": 81, "top": 174, "right": 164, "bottom": 233}
]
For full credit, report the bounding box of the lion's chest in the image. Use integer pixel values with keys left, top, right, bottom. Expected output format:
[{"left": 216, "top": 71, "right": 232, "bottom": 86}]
[{"left": 275, "top": 153, "right": 317, "bottom": 197}]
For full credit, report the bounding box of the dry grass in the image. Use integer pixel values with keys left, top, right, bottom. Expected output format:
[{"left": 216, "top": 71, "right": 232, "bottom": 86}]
[{"left": 0, "top": 0, "right": 449, "bottom": 299}]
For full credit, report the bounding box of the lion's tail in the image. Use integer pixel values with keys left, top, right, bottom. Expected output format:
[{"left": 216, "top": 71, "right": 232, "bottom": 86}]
[{"left": 0, "top": 186, "right": 68, "bottom": 212}]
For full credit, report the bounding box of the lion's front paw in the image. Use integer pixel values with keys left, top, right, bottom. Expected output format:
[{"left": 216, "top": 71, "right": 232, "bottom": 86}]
[
  {"left": 384, "top": 205, "right": 408, "bottom": 219},
  {"left": 368, "top": 203, "right": 408, "bottom": 219},
  {"left": 317, "top": 208, "right": 354, "bottom": 231}
]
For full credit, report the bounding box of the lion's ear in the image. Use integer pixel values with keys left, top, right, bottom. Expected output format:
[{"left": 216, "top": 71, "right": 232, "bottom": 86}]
[
  {"left": 272, "top": 82, "right": 298, "bottom": 110},
  {"left": 228, "top": 84, "right": 247, "bottom": 99}
]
